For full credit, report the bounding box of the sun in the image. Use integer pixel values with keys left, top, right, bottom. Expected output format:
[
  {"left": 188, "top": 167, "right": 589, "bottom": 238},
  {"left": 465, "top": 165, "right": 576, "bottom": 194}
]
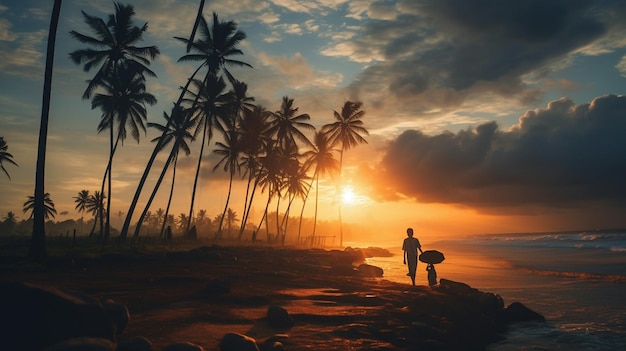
[{"left": 341, "top": 186, "right": 356, "bottom": 205}]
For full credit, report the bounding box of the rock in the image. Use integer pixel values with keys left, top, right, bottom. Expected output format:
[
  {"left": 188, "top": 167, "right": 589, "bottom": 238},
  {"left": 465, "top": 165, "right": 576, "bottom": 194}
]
[
  {"left": 356, "top": 263, "right": 384, "bottom": 277},
  {"left": 266, "top": 305, "right": 294, "bottom": 329},
  {"left": 102, "top": 299, "right": 130, "bottom": 334},
  {"left": 259, "top": 335, "right": 288, "bottom": 351},
  {"left": 0, "top": 282, "right": 116, "bottom": 350},
  {"left": 42, "top": 337, "right": 114, "bottom": 351},
  {"left": 500, "top": 302, "right": 546, "bottom": 324},
  {"left": 219, "top": 333, "right": 259, "bottom": 351},
  {"left": 117, "top": 336, "right": 152, "bottom": 351},
  {"left": 437, "top": 278, "right": 473, "bottom": 292},
  {"left": 163, "top": 341, "right": 204, "bottom": 351}
]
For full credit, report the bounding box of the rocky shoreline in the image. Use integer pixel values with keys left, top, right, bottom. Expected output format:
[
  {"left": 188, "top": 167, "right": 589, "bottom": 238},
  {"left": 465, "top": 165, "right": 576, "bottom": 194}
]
[{"left": 0, "top": 245, "right": 545, "bottom": 350}]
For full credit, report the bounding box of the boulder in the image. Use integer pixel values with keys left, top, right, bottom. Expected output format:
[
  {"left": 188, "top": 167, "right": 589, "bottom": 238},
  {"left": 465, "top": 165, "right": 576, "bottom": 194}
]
[
  {"left": 219, "top": 333, "right": 259, "bottom": 351},
  {"left": 0, "top": 282, "right": 116, "bottom": 350},
  {"left": 41, "top": 337, "right": 114, "bottom": 351},
  {"left": 356, "top": 263, "right": 384, "bottom": 277},
  {"left": 163, "top": 341, "right": 204, "bottom": 351},
  {"left": 499, "top": 302, "right": 546, "bottom": 324},
  {"left": 117, "top": 336, "right": 152, "bottom": 351},
  {"left": 102, "top": 299, "right": 130, "bottom": 334},
  {"left": 266, "top": 305, "right": 294, "bottom": 329}
]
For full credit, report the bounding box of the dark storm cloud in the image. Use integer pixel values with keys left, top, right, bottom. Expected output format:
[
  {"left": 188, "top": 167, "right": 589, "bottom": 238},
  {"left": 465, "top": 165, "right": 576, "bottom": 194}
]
[
  {"left": 368, "top": 95, "right": 626, "bottom": 212},
  {"left": 350, "top": 0, "right": 616, "bottom": 104}
]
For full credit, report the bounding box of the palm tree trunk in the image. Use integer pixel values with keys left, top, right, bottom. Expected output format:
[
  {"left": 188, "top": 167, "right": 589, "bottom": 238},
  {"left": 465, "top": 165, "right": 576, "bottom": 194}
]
[
  {"left": 239, "top": 171, "right": 259, "bottom": 239},
  {"left": 105, "top": 114, "right": 113, "bottom": 241},
  {"left": 255, "top": 187, "right": 273, "bottom": 242},
  {"left": 238, "top": 166, "right": 254, "bottom": 237},
  {"left": 99, "top": 135, "right": 121, "bottom": 241},
  {"left": 133, "top": 149, "right": 175, "bottom": 237},
  {"left": 337, "top": 147, "right": 345, "bottom": 246},
  {"left": 312, "top": 170, "right": 321, "bottom": 239},
  {"left": 186, "top": 118, "right": 208, "bottom": 234},
  {"left": 297, "top": 170, "right": 316, "bottom": 242},
  {"left": 281, "top": 194, "right": 296, "bottom": 245},
  {"left": 30, "top": 0, "right": 61, "bottom": 262},
  {"left": 159, "top": 153, "right": 178, "bottom": 238},
  {"left": 216, "top": 167, "right": 234, "bottom": 239}
]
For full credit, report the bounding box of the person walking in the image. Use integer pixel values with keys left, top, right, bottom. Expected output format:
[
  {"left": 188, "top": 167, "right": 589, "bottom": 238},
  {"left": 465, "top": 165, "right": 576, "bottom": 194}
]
[{"left": 402, "top": 227, "right": 423, "bottom": 285}]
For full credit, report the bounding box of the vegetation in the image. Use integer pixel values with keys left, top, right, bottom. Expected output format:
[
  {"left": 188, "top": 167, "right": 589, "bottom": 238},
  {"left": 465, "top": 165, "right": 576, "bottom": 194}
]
[
  {"left": 9, "top": 2, "right": 369, "bottom": 257},
  {"left": 0, "top": 137, "right": 18, "bottom": 180}
]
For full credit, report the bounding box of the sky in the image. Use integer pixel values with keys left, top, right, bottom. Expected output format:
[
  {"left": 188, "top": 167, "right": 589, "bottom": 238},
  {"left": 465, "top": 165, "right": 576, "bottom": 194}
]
[{"left": 1, "top": 0, "right": 626, "bottom": 243}]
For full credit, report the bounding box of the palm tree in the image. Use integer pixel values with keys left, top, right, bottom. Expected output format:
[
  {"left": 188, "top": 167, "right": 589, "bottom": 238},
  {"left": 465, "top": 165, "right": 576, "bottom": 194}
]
[
  {"left": 121, "top": 12, "right": 251, "bottom": 238},
  {"left": 24, "top": 193, "right": 57, "bottom": 220},
  {"left": 268, "top": 96, "right": 314, "bottom": 149},
  {"left": 226, "top": 208, "right": 239, "bottom": 238},
  {"left": 70, "top": 2, "right": 159, "bottom": 241},
  {"left": 31, "top": 0, "right": 61, "bottom": 262},
  {"left": 74, "top": 190, "right": 90, "bottom": 234},
  {"left": 254, "top": 141, "right": 284, "bottom": 241},
  {"left": 321, "top": 101, "right": 368, "bottom": 246},
  {"left": 175, "top": 12, "right": 252, "bottom": 81},
  {"left": 178, "top": 17, "right": 254, "bottom": 233},
  {"left": 237, "top": 105, "right": 272, "bottom": 239},
  {"left": 69, "top": 2, "right": 159, "bottom": 99},
  {"left": 0, "top": 137, "right": 18, "bottom": 180},
  {"left": 92, "top": 67, "right": 157, "bottom": 240},
  {"left": 133, "top": 106, "right": 194, "bottom": 237},
  {"left": 212, "top": 130, "right": 242, "bottom": 238},
  {"left": 183, "top": 74, "right": 230, "bottom": 234},
  {"left": 85, "top": 191, "right": 106, "bottom": 238},
  {"left": 299, "top": 131, "right": 339, "bottom": 241},
  {"left": 281, "top": 161, "right": 310, "bottom": 245},
  {"left": 2, "top": 211, "right": 18, "bottom": 235}
]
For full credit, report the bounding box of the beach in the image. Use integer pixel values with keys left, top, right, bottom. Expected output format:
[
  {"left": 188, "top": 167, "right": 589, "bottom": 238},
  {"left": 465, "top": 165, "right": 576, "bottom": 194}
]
[
  {"left": 1, "top": 240, "right": 549, "bottom": 351},
  {"left": 362, "top": 231, "right": 626, "bottom": 350}
]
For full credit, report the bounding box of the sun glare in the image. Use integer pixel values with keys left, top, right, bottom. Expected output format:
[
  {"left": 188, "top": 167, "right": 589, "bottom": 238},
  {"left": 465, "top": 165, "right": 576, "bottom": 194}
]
[{"left": 341, "top": 186, "right": 356, "bottom": 205}]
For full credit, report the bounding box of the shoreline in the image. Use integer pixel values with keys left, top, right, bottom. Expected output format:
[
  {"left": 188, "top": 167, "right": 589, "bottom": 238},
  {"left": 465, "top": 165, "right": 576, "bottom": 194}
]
[{"left": 0, "top": 244, "right": 544, "bottom": 350}]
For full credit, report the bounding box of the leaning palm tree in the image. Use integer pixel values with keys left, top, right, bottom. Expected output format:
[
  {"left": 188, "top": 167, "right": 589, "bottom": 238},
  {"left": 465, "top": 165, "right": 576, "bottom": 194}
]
[
  {"left": 299, "top": 131, "right": 339, "bottom": 241},
  {"left": 133, "top": 106, "right": 195, "bottom": 237},
  {"left": 74, "top": 190, "right": 90, "bottom": 234},
  {"left": 24, "top": 193, "right": 57, "bottom": 220},
  {"left": 321, "top": 101, "right": 368, "bottom": 246},
  {"left": 70, "top": 2, "right": 158, "bottom": 241},
  {"left": 0, "top": 137, "right": 18, "bottom": 180},
  {"left": 31, "top": 0, "right": 61, "bottom": 262}
]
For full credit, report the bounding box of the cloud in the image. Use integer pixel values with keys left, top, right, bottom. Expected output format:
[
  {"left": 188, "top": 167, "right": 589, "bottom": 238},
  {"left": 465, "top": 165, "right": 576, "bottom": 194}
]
[
  {"left": 366, "top": 95, "right": 626, "bottom": 214},
  {"left": 341, "top": 0, "right": 623, "bottom": 117},
  {"left": 618, "top": 55, "right": 626, "bottom": 77}
]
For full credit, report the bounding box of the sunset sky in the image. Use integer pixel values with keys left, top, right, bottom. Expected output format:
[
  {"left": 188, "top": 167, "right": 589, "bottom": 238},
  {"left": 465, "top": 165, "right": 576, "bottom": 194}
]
[{"left": 1, "top": 0, "right": 626, "bottom": 242}]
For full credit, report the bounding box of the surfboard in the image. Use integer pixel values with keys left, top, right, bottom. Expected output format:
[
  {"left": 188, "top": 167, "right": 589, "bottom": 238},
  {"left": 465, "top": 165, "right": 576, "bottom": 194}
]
[{"left": 419, "top": 250, "right": 445, "bottom": 264}]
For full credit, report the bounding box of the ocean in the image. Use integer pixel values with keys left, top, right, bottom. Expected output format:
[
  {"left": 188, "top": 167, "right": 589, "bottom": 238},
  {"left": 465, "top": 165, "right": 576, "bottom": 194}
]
[{"left": 353, "top": 231, "right": 626, "bottom": 350}]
